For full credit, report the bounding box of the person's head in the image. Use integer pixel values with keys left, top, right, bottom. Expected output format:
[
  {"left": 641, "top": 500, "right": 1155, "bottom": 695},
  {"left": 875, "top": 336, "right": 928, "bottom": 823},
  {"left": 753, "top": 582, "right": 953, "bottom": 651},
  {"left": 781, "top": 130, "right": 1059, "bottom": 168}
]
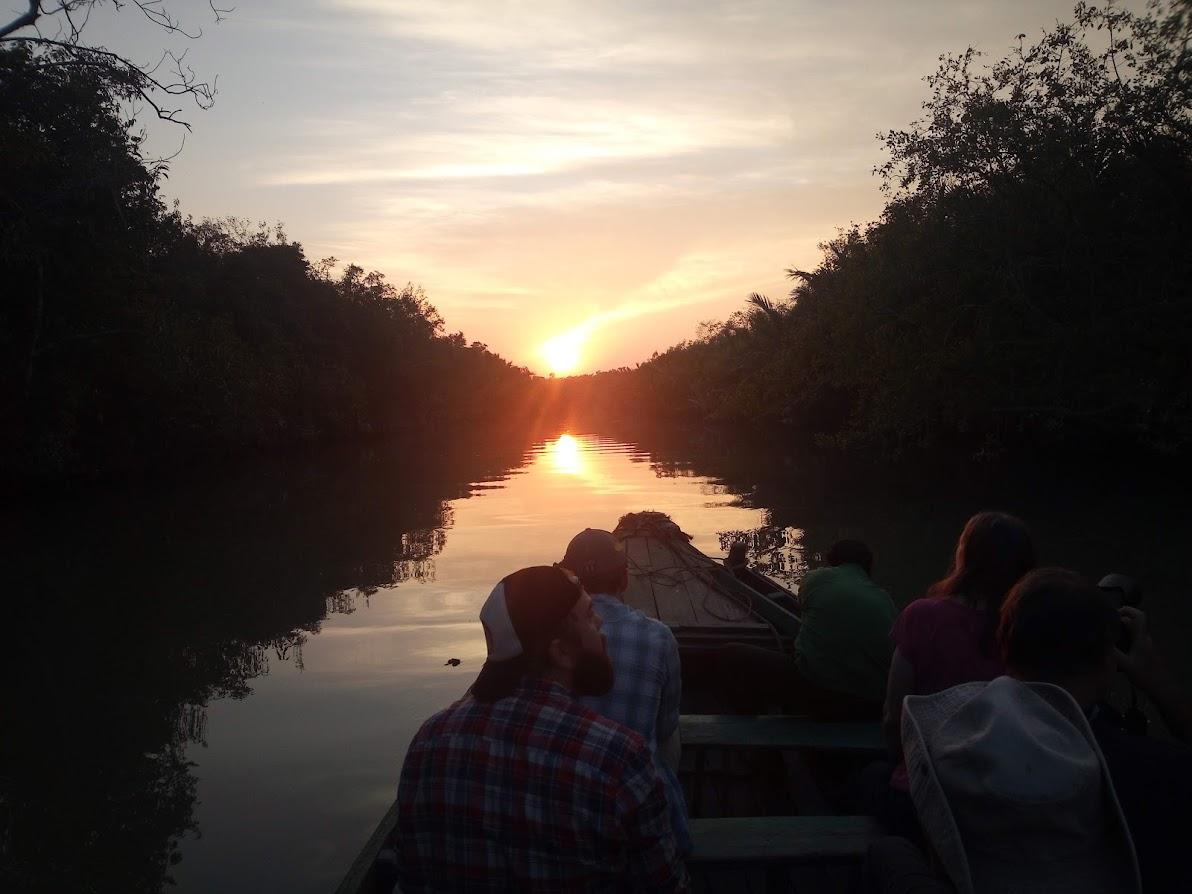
[
  {"left": 471, "top": 565, "right": 613, "bottom": 702},
  {"left": 929, "top": 511, "right": 1035, "bottom": 656},
  {"left": 826, "top": 539, "right": 873, "bottom": 576},
  {"left": 932, "top": 510, "right": 1035, "bottom": 601},
  {"left": 560, "top": 528, "right": 629, "bottom": 597},
  {"left": 999, "top": 567, "right": 1120, "bottom": 706}
]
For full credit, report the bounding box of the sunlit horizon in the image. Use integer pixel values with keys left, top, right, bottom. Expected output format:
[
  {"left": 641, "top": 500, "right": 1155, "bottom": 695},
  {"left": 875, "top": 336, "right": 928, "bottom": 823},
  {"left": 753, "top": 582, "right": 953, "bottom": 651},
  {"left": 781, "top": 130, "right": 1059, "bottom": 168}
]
[
  {"left": 101, "top": 0, "right": 1135, "bottom": 375},
  {"left": 540, "top": 330, "right": 587, "bottom": 377}
]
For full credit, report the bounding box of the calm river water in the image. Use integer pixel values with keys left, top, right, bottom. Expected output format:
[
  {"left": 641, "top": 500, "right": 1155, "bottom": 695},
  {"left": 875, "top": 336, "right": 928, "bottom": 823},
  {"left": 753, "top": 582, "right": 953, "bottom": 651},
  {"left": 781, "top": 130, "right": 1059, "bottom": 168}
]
[{"left": 6, "top": 427, "right": 1191, "bottom": 893}]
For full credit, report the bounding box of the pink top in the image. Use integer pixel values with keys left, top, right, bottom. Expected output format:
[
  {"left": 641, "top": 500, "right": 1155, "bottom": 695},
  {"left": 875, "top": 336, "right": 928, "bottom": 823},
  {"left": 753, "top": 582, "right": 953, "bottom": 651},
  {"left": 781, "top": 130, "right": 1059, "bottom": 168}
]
[{"left": 889, "top": 596, "right": 1005, "bottom": 789}]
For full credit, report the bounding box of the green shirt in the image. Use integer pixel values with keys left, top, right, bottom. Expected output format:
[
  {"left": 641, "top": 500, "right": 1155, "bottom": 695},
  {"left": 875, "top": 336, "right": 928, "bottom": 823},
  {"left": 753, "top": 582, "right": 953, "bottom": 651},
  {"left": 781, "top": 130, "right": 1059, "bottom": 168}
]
[{"left": 793, "top": 563, "right": 896, "bottom": 702}]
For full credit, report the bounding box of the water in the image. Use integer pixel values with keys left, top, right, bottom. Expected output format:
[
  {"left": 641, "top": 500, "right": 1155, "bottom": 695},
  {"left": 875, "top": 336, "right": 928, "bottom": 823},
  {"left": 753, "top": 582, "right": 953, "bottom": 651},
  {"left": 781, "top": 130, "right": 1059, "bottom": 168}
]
[{"left": 5, "top": 428, "right": 1190, "bottom": 893}]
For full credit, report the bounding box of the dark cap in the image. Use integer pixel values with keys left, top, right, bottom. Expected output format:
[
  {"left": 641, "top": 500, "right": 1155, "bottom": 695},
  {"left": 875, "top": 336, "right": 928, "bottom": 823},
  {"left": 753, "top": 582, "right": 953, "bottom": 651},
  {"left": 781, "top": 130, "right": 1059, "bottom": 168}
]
[
  {"left": 560, "top": 528, "right": 627, "bottom": 579},
  {"left": 472, "top": 565, "right": 583, "bottom": 701}
]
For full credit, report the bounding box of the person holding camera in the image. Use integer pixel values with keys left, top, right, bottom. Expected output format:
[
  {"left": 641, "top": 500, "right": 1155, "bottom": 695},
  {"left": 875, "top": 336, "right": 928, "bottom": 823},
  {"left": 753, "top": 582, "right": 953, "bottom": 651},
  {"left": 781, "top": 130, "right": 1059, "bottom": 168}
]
[
  {"left": 999, "top": 568, "right": 1192, "bottom": 893},
  {"left": 864, "top": 568, "right": 1191, "bottom": 893}
]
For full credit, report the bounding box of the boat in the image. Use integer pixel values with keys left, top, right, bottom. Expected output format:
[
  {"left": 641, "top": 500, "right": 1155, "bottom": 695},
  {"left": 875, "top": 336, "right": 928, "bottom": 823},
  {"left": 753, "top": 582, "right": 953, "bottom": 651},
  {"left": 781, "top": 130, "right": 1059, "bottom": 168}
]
[
  {"left": 334, "top": 512, "right": 881, "bottom": 894},
  {"left": 613, "top": 511, "right": 801, "bottom": 686}
]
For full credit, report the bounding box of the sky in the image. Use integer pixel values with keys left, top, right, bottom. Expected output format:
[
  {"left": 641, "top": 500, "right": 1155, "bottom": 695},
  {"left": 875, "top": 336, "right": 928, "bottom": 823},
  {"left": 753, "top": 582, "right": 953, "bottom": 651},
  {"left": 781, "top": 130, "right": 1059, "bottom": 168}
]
[{"left": 18, "top": 0, "right": 1141, "bottom": 374}]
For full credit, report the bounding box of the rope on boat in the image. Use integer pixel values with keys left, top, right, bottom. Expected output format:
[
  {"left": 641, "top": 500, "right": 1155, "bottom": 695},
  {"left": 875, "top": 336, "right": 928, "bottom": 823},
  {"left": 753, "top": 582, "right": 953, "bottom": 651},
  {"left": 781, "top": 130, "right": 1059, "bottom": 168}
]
[{"left": 613, "top": 511, "right": 785, "bottom": 649}]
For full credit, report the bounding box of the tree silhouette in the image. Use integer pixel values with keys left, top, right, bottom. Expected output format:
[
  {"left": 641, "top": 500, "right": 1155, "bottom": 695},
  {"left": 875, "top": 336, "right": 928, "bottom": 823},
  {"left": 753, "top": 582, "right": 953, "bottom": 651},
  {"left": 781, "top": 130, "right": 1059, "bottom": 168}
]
[
  {"left": 0, "top": 1, "right": 227, "bottom": 128},
  {"left": 562, "top": 1, "right": 1192, "bottom": 457}
]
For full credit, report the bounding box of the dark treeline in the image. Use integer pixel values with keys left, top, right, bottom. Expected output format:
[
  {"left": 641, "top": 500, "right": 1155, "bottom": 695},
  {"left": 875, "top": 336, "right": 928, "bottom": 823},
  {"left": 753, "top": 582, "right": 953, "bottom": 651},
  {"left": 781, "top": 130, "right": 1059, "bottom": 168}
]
[
  {"left": 1, "top": 45, "right": 537, "bottom": 488},
  {"left": 560, "top": 2, "right": 1192, "bottom": 457}
]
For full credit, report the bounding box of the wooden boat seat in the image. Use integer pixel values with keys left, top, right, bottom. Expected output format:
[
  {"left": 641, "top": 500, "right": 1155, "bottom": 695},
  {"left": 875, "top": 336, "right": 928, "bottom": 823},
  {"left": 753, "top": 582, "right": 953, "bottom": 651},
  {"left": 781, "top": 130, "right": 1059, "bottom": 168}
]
[
  {"left": 688, "top": 815, "right": 882, "bottom": 864},
  {"left": 680, "top": 714, "right": 885, "bottom": 755}
]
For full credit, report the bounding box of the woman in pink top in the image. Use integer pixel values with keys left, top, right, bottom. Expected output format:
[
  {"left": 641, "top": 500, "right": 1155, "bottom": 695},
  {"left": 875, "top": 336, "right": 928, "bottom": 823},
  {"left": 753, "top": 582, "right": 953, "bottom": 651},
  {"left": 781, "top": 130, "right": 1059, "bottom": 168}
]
[{"left": 882, "top": 511, "right": 1036, "bottom": 783}]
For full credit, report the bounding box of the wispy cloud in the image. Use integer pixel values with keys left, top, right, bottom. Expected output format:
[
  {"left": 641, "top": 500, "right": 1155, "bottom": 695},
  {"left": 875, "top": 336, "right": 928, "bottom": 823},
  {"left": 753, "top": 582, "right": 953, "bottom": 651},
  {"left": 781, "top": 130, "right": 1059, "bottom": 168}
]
[
  {"left": 260, "top": 94, "right": 791, "bottom": 187},
  {"left": 149, "top": 0, "right": 1114, "bottom": 373}
]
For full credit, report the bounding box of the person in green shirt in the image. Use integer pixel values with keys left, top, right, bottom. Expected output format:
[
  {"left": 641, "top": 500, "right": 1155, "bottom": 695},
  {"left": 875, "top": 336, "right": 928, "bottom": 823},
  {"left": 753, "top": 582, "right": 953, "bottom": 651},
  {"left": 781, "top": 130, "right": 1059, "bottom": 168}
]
[
  {"left": 795, "top": 540, "right": 896, "bottom": 707},
  {"left": 717, "top": 540, "right": 896, "bottom": 721}
]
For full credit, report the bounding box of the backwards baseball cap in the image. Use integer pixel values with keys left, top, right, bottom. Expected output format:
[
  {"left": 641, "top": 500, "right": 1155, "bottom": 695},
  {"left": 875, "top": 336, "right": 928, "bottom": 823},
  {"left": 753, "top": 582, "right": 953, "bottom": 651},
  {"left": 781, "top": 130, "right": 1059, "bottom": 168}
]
[
  {"left": 560, "top": 529, "right": 627, "bottom": 582},
  {"left": 472, "top": 565, "right": 584, "bottom": 701}
]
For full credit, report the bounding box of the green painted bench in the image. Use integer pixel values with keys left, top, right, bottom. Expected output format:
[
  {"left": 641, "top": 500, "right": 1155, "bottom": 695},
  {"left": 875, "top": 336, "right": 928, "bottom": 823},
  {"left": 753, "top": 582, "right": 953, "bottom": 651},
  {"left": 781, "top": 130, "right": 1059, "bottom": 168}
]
[
  {"left": 689, "top": 815, "right": 882, "bottom": 864},
  {"left": 680, "top": 714, "right": 885, "bottom": 755}
]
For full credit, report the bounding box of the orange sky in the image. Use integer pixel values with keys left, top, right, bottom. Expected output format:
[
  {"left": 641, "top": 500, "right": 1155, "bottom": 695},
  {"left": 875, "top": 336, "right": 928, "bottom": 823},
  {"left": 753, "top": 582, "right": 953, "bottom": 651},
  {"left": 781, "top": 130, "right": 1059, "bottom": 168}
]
[{"left": 99, "top": 0, "right": 1141, "bottom": 375}]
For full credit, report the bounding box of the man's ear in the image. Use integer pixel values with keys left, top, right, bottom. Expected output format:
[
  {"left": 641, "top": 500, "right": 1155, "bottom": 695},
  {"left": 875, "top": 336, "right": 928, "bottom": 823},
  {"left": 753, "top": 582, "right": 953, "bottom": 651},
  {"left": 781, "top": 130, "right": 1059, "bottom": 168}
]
[{"left": 547, "top": 634, "right": 578, "bottom": 670}]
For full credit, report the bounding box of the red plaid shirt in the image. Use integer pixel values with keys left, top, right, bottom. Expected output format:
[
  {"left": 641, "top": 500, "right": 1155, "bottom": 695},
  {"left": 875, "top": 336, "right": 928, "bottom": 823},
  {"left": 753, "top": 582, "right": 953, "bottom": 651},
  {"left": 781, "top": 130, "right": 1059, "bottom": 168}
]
[{"left": 396, "top": 676, "right": 689, "bottom": 893}]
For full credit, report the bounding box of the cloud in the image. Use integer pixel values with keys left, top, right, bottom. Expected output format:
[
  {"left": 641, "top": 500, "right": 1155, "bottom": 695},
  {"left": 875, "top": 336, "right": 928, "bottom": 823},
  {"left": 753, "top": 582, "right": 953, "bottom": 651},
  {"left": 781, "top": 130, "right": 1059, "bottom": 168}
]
[
  {"left": 259, "top": 94, "right": 791, "bottom": 187},
  {"left": 539, "top": 245, "right": 778, "bottom": 357},
  {"left": 158, "top": 0, "right": 1124, "bottom": 373}
]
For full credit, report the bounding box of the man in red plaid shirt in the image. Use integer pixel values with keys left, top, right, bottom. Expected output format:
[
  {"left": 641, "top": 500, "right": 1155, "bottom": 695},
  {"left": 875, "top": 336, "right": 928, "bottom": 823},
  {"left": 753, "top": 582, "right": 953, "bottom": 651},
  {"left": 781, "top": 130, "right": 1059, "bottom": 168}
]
[{"left": 395, "top": 564, "right": 689, "bottom": 892}]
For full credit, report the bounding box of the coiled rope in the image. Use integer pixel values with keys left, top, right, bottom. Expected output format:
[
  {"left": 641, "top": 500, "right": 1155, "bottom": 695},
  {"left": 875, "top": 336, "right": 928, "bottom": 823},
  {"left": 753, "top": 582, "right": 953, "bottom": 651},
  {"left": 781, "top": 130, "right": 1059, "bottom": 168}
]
[{"left": 613, "top": 511, "right": 785, "bottom": 648}]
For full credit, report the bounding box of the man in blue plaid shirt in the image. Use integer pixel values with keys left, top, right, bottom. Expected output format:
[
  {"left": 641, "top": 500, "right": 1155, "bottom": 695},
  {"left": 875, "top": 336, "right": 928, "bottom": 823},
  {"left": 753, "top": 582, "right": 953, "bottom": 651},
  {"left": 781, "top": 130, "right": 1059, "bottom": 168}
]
[
  {"left": 562, "top": 528, "right": 691, "bottom": 855},
  {"left": 396, "top": 565, "right": 688, "bottom": 893}
]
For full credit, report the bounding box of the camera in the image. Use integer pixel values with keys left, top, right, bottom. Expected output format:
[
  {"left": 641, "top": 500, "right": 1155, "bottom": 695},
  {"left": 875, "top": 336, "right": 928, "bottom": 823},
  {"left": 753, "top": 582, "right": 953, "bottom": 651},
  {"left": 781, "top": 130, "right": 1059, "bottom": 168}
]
[{"left": 1097, "top": 573, "right": 1142, "bottom": 650}]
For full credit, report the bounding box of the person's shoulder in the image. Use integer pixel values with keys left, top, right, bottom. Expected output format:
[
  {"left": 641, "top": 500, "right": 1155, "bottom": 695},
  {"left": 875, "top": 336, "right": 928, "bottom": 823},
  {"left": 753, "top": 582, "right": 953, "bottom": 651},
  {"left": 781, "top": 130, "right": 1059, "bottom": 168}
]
[
  {"left": 407, "top": 696, "right": 476, "bottom": 747},
  {"left": 801, "top": 566, "right": 839, "bottom": 591},
  {"left": 861, "top": 575, "right": 896, "bottom": 608},
  {"left": 891, "top": 597, "right": 948, "bottom": 642},
  {"left": 641, "top": 611, "right": 679, "bottom": 644},
  {"left": 899, "top": 596, "right": 950, "bottom": 619},
  {"left": 610, "top": 599, "right": 678, "bottom": 643},
  {"left": 799, "top": 567, "right": 838, "bottom": 605},
  {"left": 803, "top": 566, "right": 833, "bottom": 584},
  {"left": 565, "top": 699, "right": 652, "bottom": 766}
]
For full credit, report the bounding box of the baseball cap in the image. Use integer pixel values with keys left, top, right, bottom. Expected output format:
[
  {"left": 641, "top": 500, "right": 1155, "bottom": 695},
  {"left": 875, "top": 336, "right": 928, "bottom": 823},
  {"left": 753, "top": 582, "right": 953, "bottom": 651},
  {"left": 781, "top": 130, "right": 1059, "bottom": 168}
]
[
  {"left": 560, "top": 529, "right": 627, "bottom": 581},
  {"left": 472, "top": 565, "right": 584, "bottom": 700}
]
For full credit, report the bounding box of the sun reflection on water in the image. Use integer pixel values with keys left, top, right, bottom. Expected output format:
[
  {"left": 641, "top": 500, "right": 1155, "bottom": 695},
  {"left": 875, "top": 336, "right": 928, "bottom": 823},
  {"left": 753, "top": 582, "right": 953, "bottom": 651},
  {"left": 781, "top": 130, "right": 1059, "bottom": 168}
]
[{"left": 547, "top": 433, "right": 586, "bottom": 476}]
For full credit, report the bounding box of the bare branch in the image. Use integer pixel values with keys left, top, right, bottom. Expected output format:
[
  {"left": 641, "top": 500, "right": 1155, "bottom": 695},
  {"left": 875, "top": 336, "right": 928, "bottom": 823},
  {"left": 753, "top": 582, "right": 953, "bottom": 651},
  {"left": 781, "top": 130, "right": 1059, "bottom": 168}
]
[
  {"left": 0, "top": 1, "right": 225, "bottom": 127},
  {"left": 6, "top": 35, "right": 216, "bottom": 128},
  {"left": 0, "top": 1, "right": 39, "bottom": 41}
]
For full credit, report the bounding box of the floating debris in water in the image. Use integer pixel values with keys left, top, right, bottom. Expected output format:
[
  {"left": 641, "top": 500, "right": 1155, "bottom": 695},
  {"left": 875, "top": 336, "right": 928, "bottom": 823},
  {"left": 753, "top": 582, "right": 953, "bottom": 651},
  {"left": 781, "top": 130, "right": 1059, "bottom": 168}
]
[{"left": 444, "top": 658, "right": 461, "bottom": 667}]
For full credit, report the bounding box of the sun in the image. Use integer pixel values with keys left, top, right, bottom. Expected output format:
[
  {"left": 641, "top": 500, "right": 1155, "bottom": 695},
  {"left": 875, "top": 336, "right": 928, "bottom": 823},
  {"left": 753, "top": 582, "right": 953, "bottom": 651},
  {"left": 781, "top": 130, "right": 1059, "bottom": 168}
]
[{"left": 540, "top": 330, "right": 585, "bottom": 376}]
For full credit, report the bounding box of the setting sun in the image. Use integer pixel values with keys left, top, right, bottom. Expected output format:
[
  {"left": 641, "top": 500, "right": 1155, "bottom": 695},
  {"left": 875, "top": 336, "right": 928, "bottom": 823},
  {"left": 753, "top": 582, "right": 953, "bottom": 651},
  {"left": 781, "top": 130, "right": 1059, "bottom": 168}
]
[{"left": 540, "top": 330, "right": 585, "bottom": 376}]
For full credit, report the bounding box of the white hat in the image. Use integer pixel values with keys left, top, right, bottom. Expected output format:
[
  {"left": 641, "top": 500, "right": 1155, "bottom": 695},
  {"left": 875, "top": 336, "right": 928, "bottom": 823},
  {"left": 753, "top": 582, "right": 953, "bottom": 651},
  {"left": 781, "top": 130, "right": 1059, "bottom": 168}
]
[{"left": 902, "top": 676, "right": 1140, "bottom": 894}]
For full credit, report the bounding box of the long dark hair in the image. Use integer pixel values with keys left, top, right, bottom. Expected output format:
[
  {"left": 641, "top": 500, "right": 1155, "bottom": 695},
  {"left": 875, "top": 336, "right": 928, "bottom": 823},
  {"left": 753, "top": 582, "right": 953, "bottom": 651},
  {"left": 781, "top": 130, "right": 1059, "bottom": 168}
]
[{"left": 929, "top": 511, "right": 1036, "bottom": 654}]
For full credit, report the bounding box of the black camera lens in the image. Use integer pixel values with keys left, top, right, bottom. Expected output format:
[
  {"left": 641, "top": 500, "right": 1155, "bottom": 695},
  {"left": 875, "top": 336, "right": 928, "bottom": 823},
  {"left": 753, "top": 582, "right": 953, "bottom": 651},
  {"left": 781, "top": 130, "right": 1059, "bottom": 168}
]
[{"left": 1098, "top": 574, "right": 1142, "bottom": 650}]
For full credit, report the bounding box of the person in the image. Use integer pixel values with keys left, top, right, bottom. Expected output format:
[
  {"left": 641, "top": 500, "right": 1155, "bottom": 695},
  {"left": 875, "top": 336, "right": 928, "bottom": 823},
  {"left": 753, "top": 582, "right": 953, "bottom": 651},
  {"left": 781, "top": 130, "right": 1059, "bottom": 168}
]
[
  {"left": 395, "top": 565, "right": 689, "bottom": 893},
  {"left": 717, "top": 539, "right": 895, "bottom": 721},
  {"left": 999, "top": 567, "right": 1192, "bottom": 892},
  {"left": 879, "top": 511, "right": 1035, "bottom": 826},
  {"left": 792, "top": 539, "right": 896, "bottom": 710},
  {"left": 891, "top": 675, "right": 1141, "bottom": 894},
  {"left": 560, "top": 528, "right": 690, "bottom": 854}
]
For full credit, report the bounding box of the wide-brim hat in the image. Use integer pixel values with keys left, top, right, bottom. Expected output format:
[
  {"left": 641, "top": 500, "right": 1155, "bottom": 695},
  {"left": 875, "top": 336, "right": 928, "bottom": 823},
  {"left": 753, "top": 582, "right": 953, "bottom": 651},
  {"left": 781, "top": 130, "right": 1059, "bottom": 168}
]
[{"left": 902, "top": 677, "right": 1140, "bottom": 894}]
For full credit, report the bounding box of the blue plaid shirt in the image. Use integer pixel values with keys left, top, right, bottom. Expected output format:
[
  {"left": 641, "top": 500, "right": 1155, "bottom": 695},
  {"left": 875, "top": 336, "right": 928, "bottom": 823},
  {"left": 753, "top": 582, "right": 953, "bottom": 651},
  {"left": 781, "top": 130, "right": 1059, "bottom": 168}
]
[
  {"left": 396, "top": 677, "right": 688, "bottom": 893},
  {"left": 579, "top": 594, "right": 690, "bottom": 853}
]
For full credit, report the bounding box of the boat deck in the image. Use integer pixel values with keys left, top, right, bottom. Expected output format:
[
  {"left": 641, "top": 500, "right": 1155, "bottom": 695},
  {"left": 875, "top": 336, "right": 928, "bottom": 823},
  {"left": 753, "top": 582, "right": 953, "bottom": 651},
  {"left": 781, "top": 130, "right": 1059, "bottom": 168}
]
[{"left": 615, "top": 520, "right": 795, "bottom": 655}]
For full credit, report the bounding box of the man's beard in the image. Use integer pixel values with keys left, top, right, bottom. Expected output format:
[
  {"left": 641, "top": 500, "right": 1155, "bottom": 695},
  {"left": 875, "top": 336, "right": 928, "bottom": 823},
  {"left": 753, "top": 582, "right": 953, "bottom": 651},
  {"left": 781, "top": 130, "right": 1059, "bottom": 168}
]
[{"left": 572, "top": 642, "right": 615, "bottom": 697}]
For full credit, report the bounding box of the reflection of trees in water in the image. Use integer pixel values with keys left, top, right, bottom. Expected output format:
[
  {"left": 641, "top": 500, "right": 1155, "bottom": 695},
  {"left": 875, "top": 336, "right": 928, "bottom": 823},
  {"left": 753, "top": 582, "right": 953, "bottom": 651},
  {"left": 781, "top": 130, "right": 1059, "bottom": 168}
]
[
  {"left": 717, "top": 526, "right": 808, "bottom": 588},
  {"left": 2, "top": 435, "right": 529, "bottom": 893},
  {"left": 647, "top": 459, "right": 696, "bottom": 479}
]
